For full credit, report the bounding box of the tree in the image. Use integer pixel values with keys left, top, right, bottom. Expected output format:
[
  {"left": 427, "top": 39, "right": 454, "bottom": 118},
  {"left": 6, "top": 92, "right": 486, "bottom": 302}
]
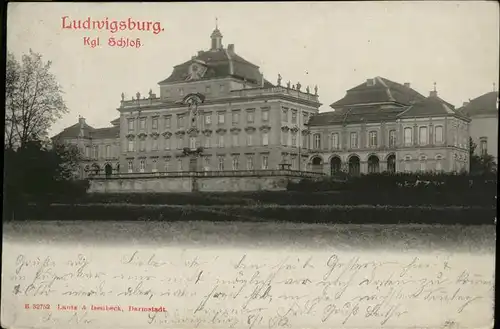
[
  {"left": 5, "top": 50, "right": 68, "bottom": 149},
  {"left": 469, "top": 137, "right": 497, "bottom": 175}
]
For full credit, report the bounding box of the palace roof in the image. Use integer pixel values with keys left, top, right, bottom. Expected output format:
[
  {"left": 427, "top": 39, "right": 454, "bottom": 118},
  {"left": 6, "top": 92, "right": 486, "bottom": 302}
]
[
  {"left": 52, "top": 119, "right": 119, "bottom": 140},
  {"left": 459, "top": 91, "right": 499, "bottom": 116},
  {"left": 330, "top": 77, "right": 426, "bottom": 109},
  {"left": 158, "top": 28, "right": 273, "bottom": 87}
]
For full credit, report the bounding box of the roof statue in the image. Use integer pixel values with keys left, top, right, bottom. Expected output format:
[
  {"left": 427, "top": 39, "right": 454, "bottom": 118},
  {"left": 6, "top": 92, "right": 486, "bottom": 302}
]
[
  {"left": 296, "top": 82, "right": 301, "bottom": 91},
  {"left": 314, "top": 85, "right": 318, "bottom": 95},
  {"left": 277, "top": 73, "right": 282, "bottom": 86},
  {"left": 136, "top": 92, "right": 141, "bottom": 100},
  {"left": 306, "top": 86, "right": 310, "bottom": 94},
  {"left": 287, "top": 81, "right": 291, "bottom": 89},
  {"left": 121, "top": 92, "right": 125, "bottom": 101},
  {"left": 149, "top": 89, "right": 153, "bottom": 98}
]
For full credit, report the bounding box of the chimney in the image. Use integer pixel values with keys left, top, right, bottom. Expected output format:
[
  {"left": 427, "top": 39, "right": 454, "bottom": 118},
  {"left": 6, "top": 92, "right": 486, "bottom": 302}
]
[
  {"left": 191, "top": 55, "right": 196, "bottom": 60},
  {"left": 79, "top": 116, "right": 86, "bottom": 127},
  {"left": 429, "top": 90, "right": 438, "bottom": 97},
  {"left": 463, "top": 101, "right": 469, "bottom": 107},
  {"left": 366, "top": 78, "right": 375, "bottom": 86},
  {"left": 228, "top": 44, "right": 235, "bottom": 53},
  {"left": 404, "top": 82, "right": 411, "bottom": 88}
]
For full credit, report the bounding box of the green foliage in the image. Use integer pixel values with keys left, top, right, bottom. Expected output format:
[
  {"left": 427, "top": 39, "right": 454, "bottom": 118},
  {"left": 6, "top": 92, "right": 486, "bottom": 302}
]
[{"left": 469, "top": 137, "right": 497, "bottom": 174}]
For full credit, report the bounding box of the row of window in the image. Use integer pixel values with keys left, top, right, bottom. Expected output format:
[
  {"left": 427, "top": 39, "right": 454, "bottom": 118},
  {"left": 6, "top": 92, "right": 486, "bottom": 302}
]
[
  {"left": 127, "top": 154, "right": 270, "bottom": 173},
  {"left": 127, "top": 108, "right": 271, "bottom": 133},
  {"left": 282, "top": 107, "right": 309, "bottom": 124},
  {"left": 83, "top": 145, "right": 114, "bottom": 159},
  {"left": 126, "top": 133, "right": 271, "bottom": 152},
  {"left": 311, "top": 126, "right": 446, "bottom": 150}
]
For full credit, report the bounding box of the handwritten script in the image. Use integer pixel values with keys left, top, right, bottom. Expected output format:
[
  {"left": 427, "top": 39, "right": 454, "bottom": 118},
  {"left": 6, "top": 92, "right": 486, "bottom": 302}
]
[{"left": 1, "top": 244, "right": 494, "bottom": 329}]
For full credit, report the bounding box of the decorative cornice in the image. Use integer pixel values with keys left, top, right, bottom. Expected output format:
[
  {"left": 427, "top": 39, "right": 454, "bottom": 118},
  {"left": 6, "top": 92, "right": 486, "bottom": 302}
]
[
  {"left": 290, "top": 126, "right": 299, "bottom": 133},
  {"left": 281, "top": 126, "right": 290, "bottom": 132},
  {"left": 244, "top": 126, "right": 256, "bottom": 133},
  {"left": 125, "top": 133, "right": 135, "bottom": 139},
  {"left": 137, "top": 132, "right": 148, "bottom": 138},
  {"left": 175, "top": 130, "right": 186, "bottom": 136},
  {"left": 202, "top": 129, "right": 213, "bottom": 136},
  {"left": 216, "top": 128, "right": 227, "bottom": 134},
  {"left": 162, "top": 131, "right": 173, "bottom": 138},
  {"left": 186, "top": 127, "right": 199, "bottom": 136},
  {"left": 230, "top": 127, "right": 242, "bottom": 133},
  {"left": 150, "top": 132, "right": 160, "bottom": 138},
  {"left": 259, "top": 125, "right": 271, "bottom": 132}
]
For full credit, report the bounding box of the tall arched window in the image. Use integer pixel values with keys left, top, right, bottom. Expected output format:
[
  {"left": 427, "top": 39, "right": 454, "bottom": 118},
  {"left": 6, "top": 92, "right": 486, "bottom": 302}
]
[
  {"left": 369, "top": 131, "right": 378, "bottom": 147},
  {"left": 313, "top": 134, "right": 321, "bottom": 149},
  {"left": 331, "top": 133, "right": 339, "bottom": 149},
  {"left": 435, "top": 126, "right": 443, "bottom": 143},
  {"left": 404, "top": 127, "right": 412, "bottom": 146}
]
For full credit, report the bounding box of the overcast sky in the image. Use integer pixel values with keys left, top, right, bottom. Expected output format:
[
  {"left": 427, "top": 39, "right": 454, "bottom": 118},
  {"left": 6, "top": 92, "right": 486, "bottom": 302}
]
[{"left": 7, "top": 2, "right": 499, "bottom": 135}]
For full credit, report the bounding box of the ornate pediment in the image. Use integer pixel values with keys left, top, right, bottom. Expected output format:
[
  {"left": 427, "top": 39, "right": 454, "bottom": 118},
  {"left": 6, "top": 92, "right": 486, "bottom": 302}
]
[
  {"left": 186, "top": 127, "right": 199, "bottom": 136},
  {"left": 216, "top": 128, "right": 227, "bottom": 134},
  {"left": 230, "top": 127, "right": 242, "bottom": 133},
  {"left": 281, "top": 126, "right": 290, "bottom": 132},
  {"left": 150, "top": 131, "right": 160, "bottom": 138},
  {"left": 301, "top": 129, "right": 310, "bottom": 135},
  {"left": 162, "top": 131, "right": 172, "bottom": 138},
  {"left": 245, "top": 126, "right": 256, "bottom": 133},
  {"left": 125, "top": 133, "right": 135, "bottom": 139},
  {"left": 290, "top": 126, "right": 299, "bottom": 133},
  {"left": 259, "top": 125, "right": 271, "bottom": 132},
  {"left": 175, "top": 130, "right": 186, "bottom": 136},
  {"left": 202, "top": 129, "right": 213, "bottom": 136},
  {"left": 137, "top": 132, "right": 148, "bottom": 138}
]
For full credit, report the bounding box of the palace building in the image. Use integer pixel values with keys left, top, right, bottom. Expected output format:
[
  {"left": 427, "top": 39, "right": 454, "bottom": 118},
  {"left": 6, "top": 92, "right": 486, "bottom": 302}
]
[{"left": 53, "top": 27, "right": 476, "bottom": 180}]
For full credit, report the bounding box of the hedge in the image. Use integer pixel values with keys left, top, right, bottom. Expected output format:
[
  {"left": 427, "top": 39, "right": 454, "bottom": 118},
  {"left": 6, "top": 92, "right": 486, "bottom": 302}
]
[{"left": 8, "top": 204, "right": 495, "bottom": 225}]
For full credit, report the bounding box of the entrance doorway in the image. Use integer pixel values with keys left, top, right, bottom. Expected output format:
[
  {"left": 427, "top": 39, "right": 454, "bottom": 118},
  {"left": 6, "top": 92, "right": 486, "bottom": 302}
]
[
  {"left": 189, "top": 157, "right": 198, "bottom": 171},
  {"left": 104, "top": 163, "right": 113, "bottom": 177}
]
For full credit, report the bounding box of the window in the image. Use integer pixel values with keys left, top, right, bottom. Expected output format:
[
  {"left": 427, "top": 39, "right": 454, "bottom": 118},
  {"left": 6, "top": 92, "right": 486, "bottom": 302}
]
[
  {"left": 232, "top": 156, "right": 239, "bottom": 170},
  {"left": 247, "top": 134, "right": 253, "bottom": 146},
  {"left": 291, "top": 110, "right": 297, "bottom": 124},
  {"left": 177, "top": 115, "right": 184, "bottom": 128},
  {"left": 204, "top": 136, "right": 211, "bottom": 148},
  {"left": 420, "top": 160, "right": 426, "bottom": 172},
  {"left": 331, "top": 133, "right": 339, "bottom": 149},
  {"left": 152, "top": 117, "right": 158, "bottom": 130},
  {"left": 247, "top": 111, "right": 254, "bottom": 123},
  {"left": 177, "top": 137, "right": 183, "bottom": 149},
  {"left": 165, "top": 116, "right": 171, "bottom": 129},
  {"left": 152, "top": 139, "right": 158, "bottom": 151},
  {"left": 165, "top": 137, "right": 171, "bottom": 150},
  {"left": 152, "top": 159, "right": 158, "bottom": 173},
  {"left": 139, "top": 139, "right": 146, "bottom": 152},
  {"left": 247, "top": 156, "right": 254, "bottom": 170},
  {"left": 262, "top": 155, "right": 269, "bottom": 169},
  {"left": 139, "top": 118, "right": 146, "bottom": 131},
  {"left": 262, "top": 132, "right": 269, "bottom": 146},
  {"left": 139, "top": 160, "right": 145, "bottom": 173},
  {"left": 434, "top": 126, "right": 443, "bottom": 143},
  {"left": 204, "top": 157, "right": 210, "bottom": 170},
  {"left": 291, "top": 133, "right": 297, "bottom": 147},
  {"left": 205, "top": 114, "right": 212, "bottom": 125},
  {"left": 179, "top": 88, "right": 184, "bottom": 97},
  {"left": 205, "top": 85, "right": 211, "bottom": 94},
  {"left": 369, "top": 131, "right": 378, "bottom": 147},
  {"left": 189, "top": 137, "right": 196, "bottom": 149},
  {"left": 177, "top": 159, "right": 183, "bottom": 171},
  {"left": 217, "top": 134, "right": 224, "bottom": 148},
  {"left": 480, "top": 139, "right": 488, "bottom": 155},
  {"left": 93, "top": 145, "right": 98, "bottom": 159},
  {"left": 218, "top": 156, "right": 224, "bottom": 171},
  {"left": 404, "top": 127, "right": 412, "bottom": 146},
  {"left": 291, "top": 156, "right": 297, "bottom": 170},
  {"left": 282, "top": 131, "right": 289, "bottom": 146},
  {"left": 303, "top": 113, "right": 308, "bottom": 125},
  {"left": 128, "top": 160, "right": 133, "bottom": 173},
  {"left": 313, "top": 134, "right": 321, "bottom": 149},
  {"left": 165, "top": 160, "right": 170, "bottom": 172},
  {"left": 389, "top": 130, "right": 396, "bottom": 147},
  {"left": 106, "top": 145, "right": 111, "bottom": 158},
  {"left": 218, "top": 112, "right": 225, "bottom": 124},
  {"left": 232, "top": 134, "right": 239, "bottom": 147},
  {"left": 404, "top": 158, "right": 411, "bottom": 172},
  {"left": 262, "top": 109, "right": 269, "bottom": 122},
  {"left": 282, "top": 108, "right": 288, "bottom": 122},
  {"left": 436, "top": 156, "right": 443, "bottom": 171},
  {"left": 419, "top": 126, "right": 428, "bottom": 145},
  {"left": 128, "top": 119, "right": 134, "bottom": 132},
  {"left": 232, "top": 111, "right": 239, "bottom": 124},
  {"left": 350, "top": 132, "right": 358, "bottom": 149},
  {"left": 127, "top": 140, "right": 134, "bottom": 152}
]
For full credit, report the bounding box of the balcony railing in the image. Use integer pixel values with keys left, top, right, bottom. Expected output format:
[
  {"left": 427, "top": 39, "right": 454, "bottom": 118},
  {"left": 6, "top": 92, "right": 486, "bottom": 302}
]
[
  {"left": 231, "top": 86, "right": 319, "bottom": 102},
  {"left": 90, "top": 169, "right": 326, "bottom": 180}
]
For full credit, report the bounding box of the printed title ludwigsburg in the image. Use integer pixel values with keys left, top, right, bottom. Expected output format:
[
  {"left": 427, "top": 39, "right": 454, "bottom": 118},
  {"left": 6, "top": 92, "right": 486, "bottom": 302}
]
[{"left": 61, "top": 16, "right": 165, "bottom": 35}]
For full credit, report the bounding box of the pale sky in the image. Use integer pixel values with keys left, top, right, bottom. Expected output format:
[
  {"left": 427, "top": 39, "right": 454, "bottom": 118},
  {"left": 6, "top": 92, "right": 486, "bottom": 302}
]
[{"left": 7, "top": 2, "right": 499, "bottom": 136}]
